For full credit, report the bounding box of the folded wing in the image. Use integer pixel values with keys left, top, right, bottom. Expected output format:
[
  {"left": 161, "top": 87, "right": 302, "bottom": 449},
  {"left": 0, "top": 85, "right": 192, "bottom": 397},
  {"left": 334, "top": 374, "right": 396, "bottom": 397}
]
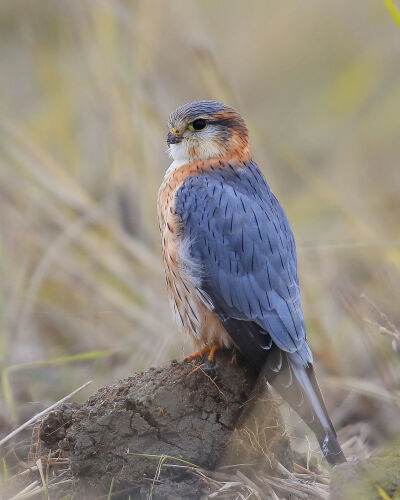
[{"left": 175, "top": 161, "right": 311, "bottom": 367}]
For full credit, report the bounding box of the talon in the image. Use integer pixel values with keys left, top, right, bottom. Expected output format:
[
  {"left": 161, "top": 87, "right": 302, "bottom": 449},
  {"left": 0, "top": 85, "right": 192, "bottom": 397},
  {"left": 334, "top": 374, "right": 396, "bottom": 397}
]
[
  {"left": 203, "top": 358, "right": 217, "bottom": 374},
  {"left": 186, "top": 344, "right": 209, "bottom": 362},
  {"left": 202, "top": 344, "right": 219, "bottom": 373}
]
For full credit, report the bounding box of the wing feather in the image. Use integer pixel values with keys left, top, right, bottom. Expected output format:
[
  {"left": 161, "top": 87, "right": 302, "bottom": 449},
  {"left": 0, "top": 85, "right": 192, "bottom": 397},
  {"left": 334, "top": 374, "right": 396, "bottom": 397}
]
[{"left": 175, "top": 161, "right": 311, "bottom": 363}]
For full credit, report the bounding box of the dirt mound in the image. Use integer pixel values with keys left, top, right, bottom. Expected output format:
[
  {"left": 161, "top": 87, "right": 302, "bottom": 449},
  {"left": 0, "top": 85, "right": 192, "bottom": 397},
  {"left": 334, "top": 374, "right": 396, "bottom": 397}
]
[{"left": 39, "top": 351, "right": 292, "bottom": 498}]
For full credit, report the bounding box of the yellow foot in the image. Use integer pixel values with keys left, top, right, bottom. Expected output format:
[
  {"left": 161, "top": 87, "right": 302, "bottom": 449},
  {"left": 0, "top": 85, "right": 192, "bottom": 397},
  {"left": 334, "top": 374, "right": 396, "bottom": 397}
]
[{"left": 186, "top": 345, "right": 209, "bottom": 362}]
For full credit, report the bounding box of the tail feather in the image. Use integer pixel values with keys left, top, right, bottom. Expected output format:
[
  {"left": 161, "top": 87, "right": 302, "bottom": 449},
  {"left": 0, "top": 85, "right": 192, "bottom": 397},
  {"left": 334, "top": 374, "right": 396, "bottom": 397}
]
[
  {"left": 264, "top": 347, "right": 346, "bottom": 465},
  {"left": 220, "top": 318, "right": 346, "bottom": 465}
]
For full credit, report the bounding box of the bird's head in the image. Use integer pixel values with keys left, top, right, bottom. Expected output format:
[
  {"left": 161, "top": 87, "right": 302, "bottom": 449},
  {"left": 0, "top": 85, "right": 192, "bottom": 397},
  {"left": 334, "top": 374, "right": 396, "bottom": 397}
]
[{"left": 167, "top": 100, "right": 250, "bottom": 165}]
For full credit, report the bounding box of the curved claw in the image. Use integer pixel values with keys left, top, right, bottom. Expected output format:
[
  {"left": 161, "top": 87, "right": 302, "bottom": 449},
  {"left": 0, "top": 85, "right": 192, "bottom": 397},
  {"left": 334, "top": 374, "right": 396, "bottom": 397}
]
[{"left": 203, "top": 358, "right": 217, "bottom": 374}]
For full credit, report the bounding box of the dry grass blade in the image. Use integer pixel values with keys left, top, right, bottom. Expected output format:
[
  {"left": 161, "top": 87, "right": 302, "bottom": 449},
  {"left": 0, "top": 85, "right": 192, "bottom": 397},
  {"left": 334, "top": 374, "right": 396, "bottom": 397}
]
[
  {"left": 207, "top": 481, "right": 243, "bottom": 498},
  {"left": 8, "top": 481, "right": 39, "bottom": 500},
  {"left": 0, "top": 380, "right": 92, "bottom": 447},
  {"left": 261, "top": 474, "right": 329, "bottom": 500},
  {"left": 36, "top": 458, "right": 47, "bottom": 494},
  {"left": 198, "top": 366, "right": 229, "bottom": 406},
  {"left": 293, "top": 462, "right": 330, "bottom": 485},
  {"left": 235, "top": 471, "right": 263, "bottom": 499},
  {"left": 8, "top": 479, "right": 73, "bottom": 500}
]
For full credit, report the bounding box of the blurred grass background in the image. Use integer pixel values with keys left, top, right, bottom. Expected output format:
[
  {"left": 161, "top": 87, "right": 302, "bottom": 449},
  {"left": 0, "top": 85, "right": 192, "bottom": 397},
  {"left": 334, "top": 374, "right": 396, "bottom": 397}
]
[{"left": 1, "top": 0, "right": 400, "bottom": 464}]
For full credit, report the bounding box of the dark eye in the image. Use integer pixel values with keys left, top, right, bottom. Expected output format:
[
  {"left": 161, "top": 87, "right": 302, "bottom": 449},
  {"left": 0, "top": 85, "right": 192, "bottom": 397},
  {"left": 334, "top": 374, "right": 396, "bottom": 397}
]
[{"left": 189, "top": 119, "right": 207, "bottom": 132}]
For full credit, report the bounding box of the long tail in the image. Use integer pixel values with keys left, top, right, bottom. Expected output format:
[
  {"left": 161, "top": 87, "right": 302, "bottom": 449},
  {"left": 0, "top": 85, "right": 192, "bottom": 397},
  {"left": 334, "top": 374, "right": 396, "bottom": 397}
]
[
  {"left": 221, "top": 319, "right": 346, "bottom": 464},
  {"left": 263, "top": 347, "right": 346, "bottom": 465}
]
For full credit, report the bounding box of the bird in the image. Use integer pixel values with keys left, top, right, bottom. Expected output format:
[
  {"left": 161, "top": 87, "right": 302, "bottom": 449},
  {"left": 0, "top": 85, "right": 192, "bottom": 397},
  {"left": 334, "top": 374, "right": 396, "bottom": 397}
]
[{"left": 157, "top": 100, "right": 346, "bottom": 465}]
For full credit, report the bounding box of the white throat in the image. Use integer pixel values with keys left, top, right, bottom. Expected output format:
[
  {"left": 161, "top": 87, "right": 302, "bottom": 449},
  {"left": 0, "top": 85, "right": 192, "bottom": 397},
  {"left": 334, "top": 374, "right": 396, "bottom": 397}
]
[
  {"left": 166, "top": 142, "right": 190, "bottom": 174},
  {"left": 166, "top": 138, "right": 221, "bottom": 175}
]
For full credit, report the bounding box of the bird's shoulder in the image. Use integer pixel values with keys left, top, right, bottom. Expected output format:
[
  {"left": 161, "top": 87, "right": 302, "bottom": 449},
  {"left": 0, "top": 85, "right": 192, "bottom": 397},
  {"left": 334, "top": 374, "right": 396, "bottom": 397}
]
[
  {"left": 175, "top": 159, "right": 268, "bottom": 207},
  {"left": 175, "top": 160, "right": 294, "bottom": 248}
]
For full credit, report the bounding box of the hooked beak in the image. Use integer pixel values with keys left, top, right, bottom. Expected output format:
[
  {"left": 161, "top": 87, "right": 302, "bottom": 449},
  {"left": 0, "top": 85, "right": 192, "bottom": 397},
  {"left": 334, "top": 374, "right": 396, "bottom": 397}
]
[{"left": 167, "top": 130, "right": 183, "bottom": 145}]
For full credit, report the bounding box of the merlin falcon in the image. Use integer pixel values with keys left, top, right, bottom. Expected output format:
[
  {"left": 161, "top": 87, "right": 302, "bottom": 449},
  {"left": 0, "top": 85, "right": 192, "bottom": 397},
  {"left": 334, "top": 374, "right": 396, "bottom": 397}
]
[{"left": 157, "top": 100, "right": 346, "bottom": 465}]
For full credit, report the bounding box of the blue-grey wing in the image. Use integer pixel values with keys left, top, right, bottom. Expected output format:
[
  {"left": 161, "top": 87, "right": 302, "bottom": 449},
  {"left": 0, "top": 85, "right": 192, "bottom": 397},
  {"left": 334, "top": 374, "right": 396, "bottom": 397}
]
[{"left": 175, "top": 161, "right": 311, "bottom": 366}]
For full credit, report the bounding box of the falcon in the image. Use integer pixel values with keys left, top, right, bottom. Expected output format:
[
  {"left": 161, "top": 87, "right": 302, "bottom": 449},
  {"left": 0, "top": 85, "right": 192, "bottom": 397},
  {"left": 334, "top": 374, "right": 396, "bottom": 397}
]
[{"left": 157, "top": 100, "right": 346, "bottom": 465}]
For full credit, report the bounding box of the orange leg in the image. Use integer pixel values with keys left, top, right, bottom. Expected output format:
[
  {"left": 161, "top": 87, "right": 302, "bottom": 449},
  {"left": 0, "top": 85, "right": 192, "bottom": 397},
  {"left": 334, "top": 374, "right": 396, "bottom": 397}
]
[
  {"left": 207, "top": 344, "right": 219, "bottom": 363},
  {"left": 186, "top": 344, "right": 209, "bottom": 362}
]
